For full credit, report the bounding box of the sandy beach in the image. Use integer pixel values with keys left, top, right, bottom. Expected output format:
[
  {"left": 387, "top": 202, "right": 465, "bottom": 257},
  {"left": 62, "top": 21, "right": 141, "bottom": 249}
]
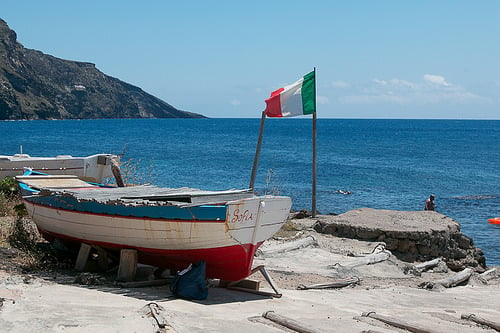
[{"left": 1, "top": 213, "right": 499, "bottom": 333}]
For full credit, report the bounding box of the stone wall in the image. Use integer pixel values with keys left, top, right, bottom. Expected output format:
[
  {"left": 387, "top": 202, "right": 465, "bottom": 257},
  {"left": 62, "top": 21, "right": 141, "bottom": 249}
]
[{"left": 308, "top": 208, "right": 486, "bottom": 271}]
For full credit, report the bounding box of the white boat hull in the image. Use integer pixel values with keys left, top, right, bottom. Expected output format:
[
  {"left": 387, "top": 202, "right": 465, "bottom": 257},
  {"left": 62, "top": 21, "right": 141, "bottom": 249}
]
[
  {"left": 0, "top": 153, "right": 116, "bottom": 182},
  {"left": 23, "top": 195, "right": 291, "bottom": 280}
]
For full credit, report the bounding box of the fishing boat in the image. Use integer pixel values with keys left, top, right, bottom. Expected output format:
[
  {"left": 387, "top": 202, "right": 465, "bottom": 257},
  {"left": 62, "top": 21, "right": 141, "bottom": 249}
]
[
  {"left": 16, "top": 171, "right": 292, "bottom": 281},
  {"left": 1, "top": 152, "right": 118, "bottom": 183}
]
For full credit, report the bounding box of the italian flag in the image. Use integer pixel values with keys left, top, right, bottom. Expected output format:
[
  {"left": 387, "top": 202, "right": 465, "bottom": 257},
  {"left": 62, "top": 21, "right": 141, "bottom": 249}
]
[{"left": 264, "top": 71, "right": 316, "bottom": 117}]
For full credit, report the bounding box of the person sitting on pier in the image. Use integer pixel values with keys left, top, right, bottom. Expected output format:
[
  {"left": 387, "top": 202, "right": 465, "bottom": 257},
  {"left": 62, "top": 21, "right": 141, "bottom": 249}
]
[{"left": 424, "top": 194, "right": 435, "bottom": 211}]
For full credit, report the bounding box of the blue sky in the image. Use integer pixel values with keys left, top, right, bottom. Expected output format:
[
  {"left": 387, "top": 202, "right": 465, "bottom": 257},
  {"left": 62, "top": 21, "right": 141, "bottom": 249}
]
[{"left": 2, "top": 1, "right": 499, "bottom": 119}]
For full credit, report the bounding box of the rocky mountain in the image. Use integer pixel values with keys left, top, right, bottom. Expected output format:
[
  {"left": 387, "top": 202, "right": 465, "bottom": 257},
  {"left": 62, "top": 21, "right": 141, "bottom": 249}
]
[{"left": 0, "top": 19, "right": 204, "bottom": 120}]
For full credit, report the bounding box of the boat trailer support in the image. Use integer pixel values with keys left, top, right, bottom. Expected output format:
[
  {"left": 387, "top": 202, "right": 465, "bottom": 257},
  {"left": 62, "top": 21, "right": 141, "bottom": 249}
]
[{"left": 227, "top": 265, "right": 282, "bottom": 298}]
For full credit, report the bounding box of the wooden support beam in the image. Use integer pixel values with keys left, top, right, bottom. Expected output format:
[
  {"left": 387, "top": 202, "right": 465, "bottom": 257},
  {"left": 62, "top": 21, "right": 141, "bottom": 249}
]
[
  {"left": 220, "top": 279, "right": 261, "bottom": 290},
  {"left": 74, "top": 243, "right": 92, "bottom": 271},
  {"left": 94, "top": 246, "right": 109, "bottom": 271},
  {"left": 116, "top": 249, "right": 138, "bottom": 282}
]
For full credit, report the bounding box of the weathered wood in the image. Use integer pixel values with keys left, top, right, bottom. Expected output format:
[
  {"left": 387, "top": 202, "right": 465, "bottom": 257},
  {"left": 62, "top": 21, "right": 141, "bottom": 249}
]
[
  {"left": 146, "top": 302, "right": 167, "bottom": 329},
  {"left": 461, "top": 313, "right": 500, "bottom": 332},
  {"left": 348, "top": 251, "right": 390, "bottom": 268},
  {"left": 220, "top": 279, "right": 261, "bottom": 290},
  {"left": 361, "top": 312, "right": 440, "bottom": 333},
  {"left": 74, "top": 243, "right": 92, "bottom": 271},
  {"left": 432, "top": 268, "right": 472, "bottom": 288},
  {"left": 479, "top": 268, "right": 497, "bottom": 281},
  {"left": 116, "top": 249, "right": 138, "bottom": 282},
  {"left": 262, "top": 311, "right": 320, "bottom": 333},
  {"left": 226, "top": 265, "right": 282, "bottom": 298},
  {"left": 249, "top": 111, "right": 266, "bottom": 190},
  {"left": 94, "top": 246, "right": 109, "bottom": 271},
  {"left": 257, "top": 235, "right": 317, "bottom": 257},
  {"left": 297, "top": 277, "right": 360, "bottom": 290},
  {"left": 117, "top": 279, "right": 171, "bottom": 288},
  {"left": 110, "top": 157, "right": 125, "bottom": 187},
  {"left": 415, "top": 258, "right": 441, "bottom": 272}
]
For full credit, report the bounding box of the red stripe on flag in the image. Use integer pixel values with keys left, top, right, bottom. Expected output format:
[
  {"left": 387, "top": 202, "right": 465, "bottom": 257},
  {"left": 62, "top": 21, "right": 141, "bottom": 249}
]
[{"left": 264, "top": 87, "right": 285, "bottom": 117}]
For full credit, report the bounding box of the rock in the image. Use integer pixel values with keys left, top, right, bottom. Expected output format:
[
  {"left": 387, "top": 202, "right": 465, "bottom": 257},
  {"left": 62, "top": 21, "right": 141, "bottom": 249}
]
[
  {"left": 356, "top": 227, "right": 380, "bottom": 240},
  {"left": 0, "top": 19, "right": 205, "bottom": 120},
  {"left": 292, "top": 209, "right": 313, "bottom": 219},
  {"left": 312, "top": 208, "right": 487, "bottom": 271}
]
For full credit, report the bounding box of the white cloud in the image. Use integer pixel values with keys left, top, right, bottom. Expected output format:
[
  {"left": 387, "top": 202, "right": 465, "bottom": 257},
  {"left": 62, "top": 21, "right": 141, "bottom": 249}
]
[
  {"left": 332, "top": 80, "right": 349, "bottom": 88},
  {"left": 230, "top": 99, "right": 241, "bottom": 106},
  {"left": 373, "top": 79, "right": 387, "bottom": 86},
  {"left": 423, "top": 74, "right": 450, "bottom": 86},
  {"left": 336, "top": 75, "right": 490, "bottom": 105}
]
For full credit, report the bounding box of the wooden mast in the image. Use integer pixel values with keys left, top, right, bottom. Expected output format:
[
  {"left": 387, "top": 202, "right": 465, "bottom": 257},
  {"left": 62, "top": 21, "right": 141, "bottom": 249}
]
[{"left": 249, "top": 111, "right": 266, "bottom": 190}]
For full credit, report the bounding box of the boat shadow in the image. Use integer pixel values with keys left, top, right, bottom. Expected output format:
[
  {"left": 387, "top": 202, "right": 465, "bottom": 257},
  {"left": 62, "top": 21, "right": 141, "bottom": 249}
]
[{"left": 31, "top": 269, "right": 274, "bottom": 305}]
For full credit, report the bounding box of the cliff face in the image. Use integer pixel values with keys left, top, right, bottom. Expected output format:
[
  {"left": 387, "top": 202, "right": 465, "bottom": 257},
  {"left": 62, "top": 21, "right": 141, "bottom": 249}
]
[{"left": 0, "top": 19, "right": 204, "bottom": 120}]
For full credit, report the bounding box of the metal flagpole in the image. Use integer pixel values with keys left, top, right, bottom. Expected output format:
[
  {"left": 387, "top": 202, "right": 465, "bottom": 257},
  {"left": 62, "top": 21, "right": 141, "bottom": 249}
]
[
  {"left": 312, "top": 68, "right": 317, "bottom": 217},
  {"left": 249, "top": 111, "right": 266, "bottom": 190}
]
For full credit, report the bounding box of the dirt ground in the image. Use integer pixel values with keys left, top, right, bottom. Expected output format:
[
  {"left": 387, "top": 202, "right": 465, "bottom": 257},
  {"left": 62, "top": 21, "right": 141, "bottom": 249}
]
[{"left": 0, "top": 215, "right": 499, "bottom": 333}]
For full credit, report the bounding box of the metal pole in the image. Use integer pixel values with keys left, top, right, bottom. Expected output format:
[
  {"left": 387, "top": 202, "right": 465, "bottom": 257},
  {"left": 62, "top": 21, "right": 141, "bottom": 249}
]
[
  {"left": 312, "top": 110, "right": 317, "bottom": 217},
  {"left": 312, "top": 68, "right": 317, "bottom": 217},
  {"left": 249, "top": 111, "right": 266, "bottom": 190}
]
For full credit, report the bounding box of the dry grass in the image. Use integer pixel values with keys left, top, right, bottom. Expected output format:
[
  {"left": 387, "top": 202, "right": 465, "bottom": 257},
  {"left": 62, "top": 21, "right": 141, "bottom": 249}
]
[
  {"left": 119, "top": 157, "right": 156, "bottom": 186},
  {"left": 0, "top": 177, "right": 49, "bottom": 271}
]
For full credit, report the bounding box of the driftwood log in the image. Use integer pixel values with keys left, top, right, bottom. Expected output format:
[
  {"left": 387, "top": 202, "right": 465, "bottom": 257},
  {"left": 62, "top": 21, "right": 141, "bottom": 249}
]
[
  {"left": 419, "top": 268, "right": 473, "bottom": 289},
  {"left": 479, "top": 268, "right": 497, "bottom": 281},
  {"left": 145, "top": 302, "right": 167, "bottom": 329},
  {"left": 297, "top": 277, "right": 360, "bottom": 290},
  {"left": 415, "top": 258, "right": 441, "bottom": 272},
  {"left": 461, "top": 313, "right": 500, "bottom": 332},
  {"left": 256, "top": 235, "right": 317, "bottom": 257},
  {"left": 344, "top": 244, "right": 390, "bottom": 268},
  {"left": 262, "top": 311, "right": 319, "bottom": 333},
  {"left": 361, "top": 312, "right": 440, "bottom": 333},
  {"left": 432, "top": 268, "right": 472, "bottom": 288}
]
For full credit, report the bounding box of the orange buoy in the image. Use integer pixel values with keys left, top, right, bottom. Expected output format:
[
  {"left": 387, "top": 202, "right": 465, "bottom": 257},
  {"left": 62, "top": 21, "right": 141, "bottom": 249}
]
[{"left": 488, "top": 217, "right": 500, "bottom": 224}]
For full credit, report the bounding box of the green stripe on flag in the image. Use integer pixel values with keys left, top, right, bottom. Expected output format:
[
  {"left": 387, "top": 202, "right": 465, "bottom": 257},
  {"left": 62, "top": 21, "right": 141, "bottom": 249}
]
[{"left": 301, "top": 71, "right": 316, "bottom": 115}]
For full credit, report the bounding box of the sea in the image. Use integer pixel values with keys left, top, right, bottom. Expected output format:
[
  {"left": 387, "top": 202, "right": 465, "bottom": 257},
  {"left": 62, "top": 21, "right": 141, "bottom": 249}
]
[{"left": 1, "top": 118, "right": 499, "bottom": 265}]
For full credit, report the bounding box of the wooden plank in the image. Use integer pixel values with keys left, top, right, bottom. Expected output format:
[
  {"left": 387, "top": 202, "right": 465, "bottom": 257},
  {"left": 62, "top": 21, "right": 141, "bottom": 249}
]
[
  {"left": 16, "top": 175, "right": 96, "bottom": 189},
  {"left": 94, "top": 246, "right": 109, "bottom": 271},
  {"left": 220, "top": 279, "right": 261, "bottom": 290},
  {"left": 116, "top": 249, "right": 138, "bottom": 282},
  {"left": 74, "top": 243, "right": 92, "bottom": 271}
]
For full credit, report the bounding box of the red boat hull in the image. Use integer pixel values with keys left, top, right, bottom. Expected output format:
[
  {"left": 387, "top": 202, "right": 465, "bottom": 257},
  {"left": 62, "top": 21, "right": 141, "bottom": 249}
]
[{"left": 38, "top": 227, "right": 262, "bottom": 281}]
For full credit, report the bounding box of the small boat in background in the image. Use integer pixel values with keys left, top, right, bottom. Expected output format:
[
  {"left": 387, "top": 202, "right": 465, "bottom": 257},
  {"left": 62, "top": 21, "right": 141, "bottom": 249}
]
[
  {"left": 16, "top": 170, "right": 292, "bottom": 281},
  {"left": 1, "top": 150, "right": 118, "bottom": 183},
  {"left": 488, "top": 217, "right": 500, "bottom": 225}
]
